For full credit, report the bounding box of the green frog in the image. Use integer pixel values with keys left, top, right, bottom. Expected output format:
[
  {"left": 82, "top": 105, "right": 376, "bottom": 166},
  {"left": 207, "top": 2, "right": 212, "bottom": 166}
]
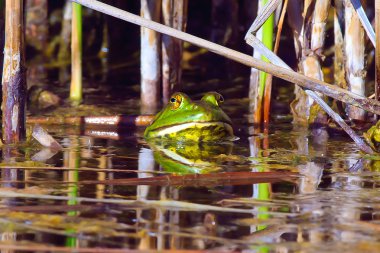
[
  {"left": 364, "top": 120, "right": 380, "bottom": 151},
  {"left": 144, "top": 92, "right": 235, "bottom": 142}
]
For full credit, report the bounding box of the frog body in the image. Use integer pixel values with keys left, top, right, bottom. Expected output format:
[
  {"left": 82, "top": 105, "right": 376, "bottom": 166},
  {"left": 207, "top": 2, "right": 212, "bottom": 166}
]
[
  {"left": 144, "top": 92, "right": 234, "bottom": 142},
  {"left": 364, "top": 120, "right": 380, "bottom": 151}
]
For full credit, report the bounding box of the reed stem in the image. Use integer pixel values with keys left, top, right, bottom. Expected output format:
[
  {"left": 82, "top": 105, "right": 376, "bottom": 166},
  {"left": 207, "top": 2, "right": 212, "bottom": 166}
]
[
  {"left": 2, "top": 0, "right": 26, "bottom": 143},
  {"left": 345, "top": 0, "right": 366, "bottom": 120},
  {"left": 254, "top": 0, "right": 274, "bottom": 124},
  {"left": 70, "top": 2, "right": 83, "bottom": 104},
  {"left": 140, "top": 0, "right": 161, "bottom": 114},
  {"left": 162, "top": 0, "right": 187, "bottom": 103}
]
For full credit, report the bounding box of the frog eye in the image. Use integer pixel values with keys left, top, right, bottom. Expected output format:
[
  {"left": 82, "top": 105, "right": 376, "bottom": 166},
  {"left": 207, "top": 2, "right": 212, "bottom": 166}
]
[
  {"left": 213, "top": 94, "right": 224, "bottom": 106},
  {"left": 170, "top": 94, "right": 182, "bottom": 110},
  {"left": 217, "top": 94, "right": 224, "bottom": 104}
]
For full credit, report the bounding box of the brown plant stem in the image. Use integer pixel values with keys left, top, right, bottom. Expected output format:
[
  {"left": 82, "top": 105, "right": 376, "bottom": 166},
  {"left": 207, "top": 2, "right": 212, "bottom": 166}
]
[
  {"left": 140, "top": 0, "right": 161, "bottom": 114},
  {"left": 161, "top": 0, "right": 187, "bottom": 103},
  {"left": 2, "top": 0, "right": 26, "bottom": 143},
  {"left": 345, "top": 0, "right": 366, "bottom": 120}
]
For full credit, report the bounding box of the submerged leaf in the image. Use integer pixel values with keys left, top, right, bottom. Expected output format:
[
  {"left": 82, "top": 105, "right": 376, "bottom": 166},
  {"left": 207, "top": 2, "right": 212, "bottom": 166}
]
[{"left": 32, "top": 125, "right": 62, "bottom": 150}]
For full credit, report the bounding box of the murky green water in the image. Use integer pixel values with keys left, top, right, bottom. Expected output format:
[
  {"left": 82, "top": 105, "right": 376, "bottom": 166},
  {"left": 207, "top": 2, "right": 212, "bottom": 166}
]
[{"left": 1, "top": 92, "right": 380, "bottom": 252}]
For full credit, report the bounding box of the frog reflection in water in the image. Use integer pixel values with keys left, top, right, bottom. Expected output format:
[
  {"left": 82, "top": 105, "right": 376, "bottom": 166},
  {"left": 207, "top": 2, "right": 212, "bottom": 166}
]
[
  {"left": 144, "top": 92, "right": 235, "bottom": 142},
  {"left": 144, "top": 92, "right": 235, "bottom": 174}
]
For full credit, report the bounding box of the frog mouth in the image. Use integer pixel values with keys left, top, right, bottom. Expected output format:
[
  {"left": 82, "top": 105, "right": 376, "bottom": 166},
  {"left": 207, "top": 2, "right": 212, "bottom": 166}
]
[{"left": 149, "top": 121, "right": 233, "bottom": 138}]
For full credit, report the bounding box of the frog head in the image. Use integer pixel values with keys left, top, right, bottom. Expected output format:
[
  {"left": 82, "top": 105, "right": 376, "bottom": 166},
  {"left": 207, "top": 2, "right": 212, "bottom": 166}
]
[{"left": 144, "top": 92, "right": 234, "bottom": 142}]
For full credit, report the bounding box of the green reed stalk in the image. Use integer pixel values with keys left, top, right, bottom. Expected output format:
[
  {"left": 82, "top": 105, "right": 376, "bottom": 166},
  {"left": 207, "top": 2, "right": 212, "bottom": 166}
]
[
  {"left": 70, "top": 2, "right": 83, "bottom": 104},
  {"left": 255, "top": 0, "right": 274, "bottom": 124},
  {"left": 259, "top": 0, "right": 274, "bottom": 97}
]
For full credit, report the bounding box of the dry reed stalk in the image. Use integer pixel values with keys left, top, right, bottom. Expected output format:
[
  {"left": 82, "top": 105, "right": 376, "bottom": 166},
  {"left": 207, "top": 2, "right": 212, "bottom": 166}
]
[
  {"left": 351, "top": 0, "right": 375, "bottom": 47},
  {"left": 72, "top": 0, "right": 380, "bottom": 116},
  {"left": 140, "top": 0, "right": 161, "bottom": 114},
  {"left": 2, "top": 0, "right": 26, "bottom": 143},
  {"left": 344, "top": 0, "right": 366, "bottom": 121},
  {"left": 249, "top": 1, "right": 263, "bottom": 123},
  {"left": 161, "top": 0, "right": 188, "bottom": 103},
  {"left": 307, "top": 0, "right": 330, "bottom": 124},
  {"left": 288, "top": 0, "right": 330, "bottom": 125},
  {"left": 334, "top": 2, "right": 347, "bottom": 90},
  {"left": 287, "top": 0, "right": 309, "bottom": 125},
  {"left": 376, "top": 0, "right": 380, "bottom": 101}
]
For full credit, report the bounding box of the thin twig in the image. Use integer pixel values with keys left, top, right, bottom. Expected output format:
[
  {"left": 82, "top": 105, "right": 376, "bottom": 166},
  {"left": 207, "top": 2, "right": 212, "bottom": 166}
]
[
  {"left": 350, "top": 0, "right": 376, "bottom": 47},
  {"left": 245, "top": 0, "right": 282, "bottom": 39}
]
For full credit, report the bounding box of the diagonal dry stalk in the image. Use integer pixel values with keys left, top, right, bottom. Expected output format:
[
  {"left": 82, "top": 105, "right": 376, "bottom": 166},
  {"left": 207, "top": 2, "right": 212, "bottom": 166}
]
[
  {"left": 245, "top": 0, "right": 281, "bottom": 38},
  {"left": 350, "top": 0, "right": 375, "bottom": 47}
]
